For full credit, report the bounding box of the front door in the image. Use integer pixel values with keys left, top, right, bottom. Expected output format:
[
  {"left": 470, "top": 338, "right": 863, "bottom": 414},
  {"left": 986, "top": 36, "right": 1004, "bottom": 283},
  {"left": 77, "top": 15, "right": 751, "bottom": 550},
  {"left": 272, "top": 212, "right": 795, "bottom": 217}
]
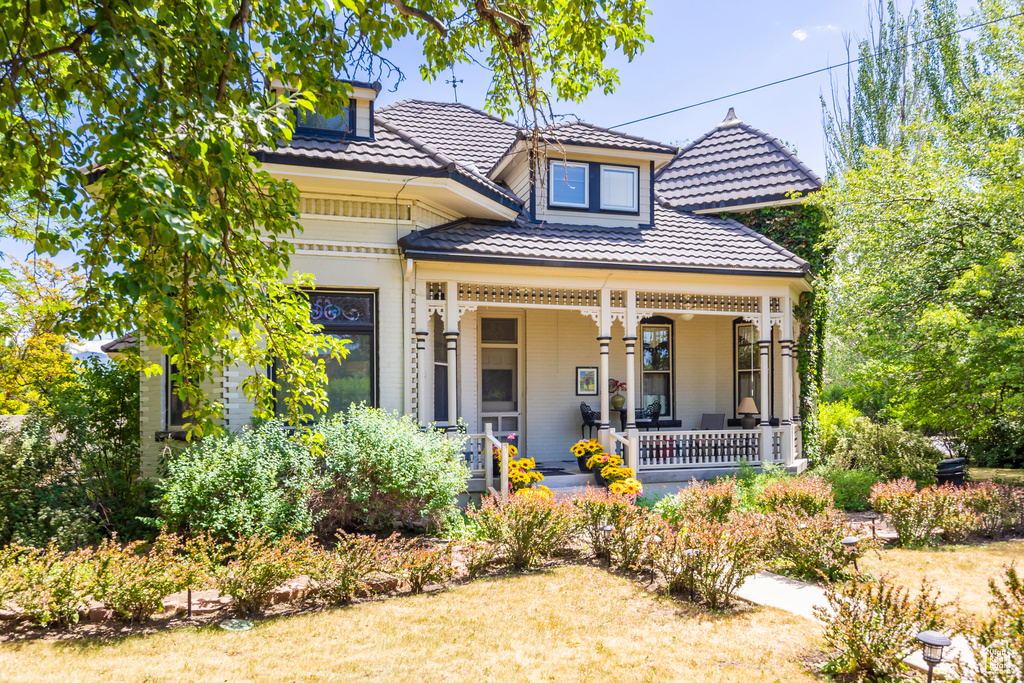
[{"left": 479, "top": 315, "right": 523, "bottom": 450}]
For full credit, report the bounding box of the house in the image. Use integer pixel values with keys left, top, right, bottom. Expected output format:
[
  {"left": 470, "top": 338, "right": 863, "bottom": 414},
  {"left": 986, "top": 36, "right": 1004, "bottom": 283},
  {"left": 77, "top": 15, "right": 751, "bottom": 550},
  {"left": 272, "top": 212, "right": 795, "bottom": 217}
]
[{"left": 132, "top": 83, "right": 822, "bottom": 487}]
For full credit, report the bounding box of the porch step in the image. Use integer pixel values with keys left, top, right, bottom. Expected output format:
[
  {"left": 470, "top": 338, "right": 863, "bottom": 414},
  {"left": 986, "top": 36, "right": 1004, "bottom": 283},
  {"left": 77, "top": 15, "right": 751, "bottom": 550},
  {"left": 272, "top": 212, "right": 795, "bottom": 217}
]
[{"left": 543, "top": 472, "right": 597, "bottom": 489}]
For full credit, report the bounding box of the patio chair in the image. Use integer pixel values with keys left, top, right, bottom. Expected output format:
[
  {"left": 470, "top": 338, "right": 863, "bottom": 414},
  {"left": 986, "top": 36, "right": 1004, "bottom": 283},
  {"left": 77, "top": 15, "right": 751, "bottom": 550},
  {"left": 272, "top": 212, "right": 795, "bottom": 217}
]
[
  {"left": 579, "top": 402, "right": 599, "bottom": 439},
  {"left": 700, "top": 413, "right": 726, "bottom": 430}
]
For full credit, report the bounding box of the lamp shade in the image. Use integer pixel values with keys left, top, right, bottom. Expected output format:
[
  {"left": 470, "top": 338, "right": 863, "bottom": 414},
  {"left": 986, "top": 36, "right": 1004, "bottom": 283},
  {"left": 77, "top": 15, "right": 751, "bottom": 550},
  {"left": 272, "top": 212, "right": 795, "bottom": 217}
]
[{"left": 737, "top": 397, "right": 758, "bottom": 415}]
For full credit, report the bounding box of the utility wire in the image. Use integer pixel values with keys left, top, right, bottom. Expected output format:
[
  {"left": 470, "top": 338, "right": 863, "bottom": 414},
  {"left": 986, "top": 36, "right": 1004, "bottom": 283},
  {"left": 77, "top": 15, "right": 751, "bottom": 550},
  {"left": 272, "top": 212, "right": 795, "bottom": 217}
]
[{"left": 613, "top": 10, "right": 1024, "bottom": 128}]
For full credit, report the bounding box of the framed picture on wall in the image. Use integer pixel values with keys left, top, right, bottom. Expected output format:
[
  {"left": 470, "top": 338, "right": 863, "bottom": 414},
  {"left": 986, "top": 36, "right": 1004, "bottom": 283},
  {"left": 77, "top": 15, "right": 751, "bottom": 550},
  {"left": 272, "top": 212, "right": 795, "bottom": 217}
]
[{"left": 576, "top": 367, "right": 599, "bottom": 396}]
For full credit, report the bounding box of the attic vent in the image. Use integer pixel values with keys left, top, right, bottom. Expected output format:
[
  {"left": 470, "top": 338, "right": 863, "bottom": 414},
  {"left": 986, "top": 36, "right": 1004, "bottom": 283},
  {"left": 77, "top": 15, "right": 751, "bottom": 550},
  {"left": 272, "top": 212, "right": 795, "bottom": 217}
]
[{"left": 301, "top": 195, "right": 412, "bottom": 222}]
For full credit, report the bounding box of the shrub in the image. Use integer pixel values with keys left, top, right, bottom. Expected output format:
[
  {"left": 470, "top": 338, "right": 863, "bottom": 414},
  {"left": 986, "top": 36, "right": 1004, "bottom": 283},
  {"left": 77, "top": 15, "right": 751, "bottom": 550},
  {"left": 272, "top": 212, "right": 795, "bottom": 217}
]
[
  {"left": 654, "top": 478, "right": 736, "bottom": 525},
  {"left": 570, "top": 487, "right": 635, "bottom": 560},
  {"left": 770, "top": 509, "right": 876, "bottom": 581},
  {"left": 469, "top": 494, "right": 574, "bottom": 570},
  {"left": 956, "top": 564, "right": 1024, "bottom": 683},
  {"left": 213, "top": 535, "right": 314, "bottom": 614},
  {"left": 305, "top": 532, "right": 389, "bottom": 606},
  {"left": 393, "top": 540, "right": 454, "bottom": 594},
  {"left": 966, "top": 416, "right": 1024, "bottom": 469},
  {"left": 649, "top": 521, "right": 701, "bottom": 597},
  {"left": 962, "top": 482, "right": 1018, "bottom": 539},
  {"left": 6, "top": 543, "right": 94, "bottom": 626},
  {"left": 816, "top": 575, "right": 951, "bottom": 681},
  {"left": 606, "top": 505, "right": 660, "bottom": 572},
  {"left": 756, "top": 475, "right": 835, "bottom": 516},
  {"left": 818, "top": 400, "right": 865, "bottom": 462},
  {"left": 459, "top": 542, "right": 498, "bottom": 580},
  {"left": 869, "top": 479, "right": 954, "bottom": 547},
  {"left": 828, "top": 420, "right": 942, "bottom": 486},
  {"left": 818, "top": 467, "right": 880, "bottom": 511},
  {"left": 159, "top": 420, "right": 326, "bottom": 541},
  {"left": 733, "top": 461, "right": 789, "bottom": 509},
  {"left": 687, "top": 513, "right": 767, "bottom": 609},
  {"left": 315, "top": 406, "right": 469, "bottom": 531},
  {"left": 91, "top": 533, "right": 193, "bottom": 622}
]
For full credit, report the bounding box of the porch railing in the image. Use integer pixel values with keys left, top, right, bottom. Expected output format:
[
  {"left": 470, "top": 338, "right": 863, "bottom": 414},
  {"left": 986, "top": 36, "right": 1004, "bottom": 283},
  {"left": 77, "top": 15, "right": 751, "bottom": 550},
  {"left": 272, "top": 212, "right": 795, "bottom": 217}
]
[
  {"left": 455, "top": 424, "right": 508, "bottom": 501},
  {"left": 636, "top": 428, "right": 785, "bottom": 470}
]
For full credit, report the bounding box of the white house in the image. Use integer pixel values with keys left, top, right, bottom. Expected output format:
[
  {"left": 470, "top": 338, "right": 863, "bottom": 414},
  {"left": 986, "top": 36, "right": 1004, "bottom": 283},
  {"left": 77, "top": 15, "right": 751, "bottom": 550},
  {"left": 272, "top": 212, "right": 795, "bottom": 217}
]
[{"left": 127, "top": 83, "right": 822, "bottom": 487}]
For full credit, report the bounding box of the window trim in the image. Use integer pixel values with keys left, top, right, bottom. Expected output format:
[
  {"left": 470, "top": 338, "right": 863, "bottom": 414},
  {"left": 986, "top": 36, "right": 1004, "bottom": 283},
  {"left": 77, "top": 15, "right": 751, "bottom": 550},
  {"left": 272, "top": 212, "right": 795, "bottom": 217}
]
[
  {"left": 599, "top": 164, "right": 639, "bottom": 212},
  {"left": 293, "top": 101, "right": 358, "bottom": 140},
  {"left": 164, "top": 357, "right": 189, "bottom": 429},
  {"left": 733, "top": 318, "right": 773, "bottom": 418},
  {"left": 639, "top": 316, "right": 674, "bottom": 418},
  {"left": 547, "top": 160, "right": 590, "bottom": 209}
]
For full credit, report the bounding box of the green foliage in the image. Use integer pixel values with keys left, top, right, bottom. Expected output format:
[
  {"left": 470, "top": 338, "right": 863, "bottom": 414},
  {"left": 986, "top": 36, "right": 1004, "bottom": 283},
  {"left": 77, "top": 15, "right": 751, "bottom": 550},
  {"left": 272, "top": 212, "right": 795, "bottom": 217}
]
[
  {"left": 4, "top": 543, "right": 94, "bottom": 626},
  {"left": 158, "top": 420, "right": 327, "bottom": 541},
  {"left": 468, "top": 494, "right": 575, "bottom": 570},
  {"left": 818, "top": 400, "right": 863, "bottom": 458},
  {"left": 869, "top": 479, "right": 970, "bottom": 547},
  {"left": 817, "top": 575, "right": 951, "bottom": 681},
  {"left": 769, "top": 509, "right": 875, "bottom": 581},
  {"left": 570, "top": 486, "right": 636, "bottom": 560},
  {"left": 967, "top": 416, "right": 1024, "bottom": 468},
  {"left": 213, "top": 535, "right": 314, "bottom": 615},
  {"left": 817, "top": 467, "right": 880, "bottom": 511},
  {"left": 0, "top": 357, "right": 149, "bottom": 548},
  {"left": 755, "top": 474, "right": 835, "bottom": 516},
  {"left": 459, "top": 542, "right": 498, "bottom": 580},
  {"left": 0, "top": 0, "right": 652, "bottom": 431},
  {"left": 305, "top": 532, "right": 391, "bottom": 606},
  {"left": 825, "top": 419, "right": 941, "bottom": 487},
  {"left": 956, "top": 564, "right": 1024, "bottom": 683},
  {"left": 314, "top": 406, "right": 469, "bottom": 531},
  {"left": 654, "top": 478, "right": 736, "bottom": 525}
]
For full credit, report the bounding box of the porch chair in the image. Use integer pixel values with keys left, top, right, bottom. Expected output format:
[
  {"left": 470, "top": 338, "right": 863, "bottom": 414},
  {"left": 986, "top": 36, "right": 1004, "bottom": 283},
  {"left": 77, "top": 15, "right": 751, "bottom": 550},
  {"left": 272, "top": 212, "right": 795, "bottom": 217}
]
[
  {"left": 647, "top": 401, "right": 683, "bottom": 431},
  {"left": 579, "top": 402, "right": 599, "bottom": 439},
  {"left": 700, "top": 413, "right": 726, "bottom": 430}
]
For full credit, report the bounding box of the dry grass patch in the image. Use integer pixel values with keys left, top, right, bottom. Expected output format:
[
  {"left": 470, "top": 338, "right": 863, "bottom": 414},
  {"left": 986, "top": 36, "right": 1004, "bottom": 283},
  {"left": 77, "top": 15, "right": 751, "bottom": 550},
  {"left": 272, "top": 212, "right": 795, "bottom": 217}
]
[
  {"left": 860, "top": 540, "right": 1024, "bottom": 617},
  {"left": 0, "top": 565, "right": 823, "bottom": 683},
  {"left": 970, "top": 467, "right": 1024, "bottom": 485}
]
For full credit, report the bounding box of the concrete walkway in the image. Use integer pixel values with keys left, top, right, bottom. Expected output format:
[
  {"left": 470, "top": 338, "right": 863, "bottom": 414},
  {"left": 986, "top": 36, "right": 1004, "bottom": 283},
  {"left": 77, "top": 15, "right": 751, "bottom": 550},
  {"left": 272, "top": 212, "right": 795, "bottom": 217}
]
[{"left": 738, "top": 571, "right": 968, "bottom": 679}]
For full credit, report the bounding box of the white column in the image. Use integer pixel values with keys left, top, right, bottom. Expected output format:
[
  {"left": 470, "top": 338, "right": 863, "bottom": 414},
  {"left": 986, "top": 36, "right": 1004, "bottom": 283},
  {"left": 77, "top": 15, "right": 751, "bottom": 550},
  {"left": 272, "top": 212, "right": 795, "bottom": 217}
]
[
  {"left": 415, "top": 287, "right": 429, "bottom": 425},
  {"left": 598, "top": 288, "right": 612, "bottom": 450},
  {"left": 444, "top": 281, "right": 459, "bottom": 433},
  {"left": 781, "top": 296, "right": 795, "bottom": 465},
  {"left": 759, "top": 295, "right": 773, "bottom": 463},
  {"left": 624, "top": 290, "right": 640, "bottom": 472}
]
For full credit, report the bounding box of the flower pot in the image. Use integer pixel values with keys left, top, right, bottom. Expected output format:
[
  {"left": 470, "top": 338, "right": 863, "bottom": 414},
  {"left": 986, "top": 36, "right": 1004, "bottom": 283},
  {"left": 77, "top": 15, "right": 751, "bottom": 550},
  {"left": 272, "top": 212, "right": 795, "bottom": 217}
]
[
  {"left": 610, "top": 394, "right": 626, "bottom": 409},
  {"left": 577, "top": 455, "right": 593, "bottom": 473},
  {"left": 594, "top": 469, "right": 607, "bottom": 488}
]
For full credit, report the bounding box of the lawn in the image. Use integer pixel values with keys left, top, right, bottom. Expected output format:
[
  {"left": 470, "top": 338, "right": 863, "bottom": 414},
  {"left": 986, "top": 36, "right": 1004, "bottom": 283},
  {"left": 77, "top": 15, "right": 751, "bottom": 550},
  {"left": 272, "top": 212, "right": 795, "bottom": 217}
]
[
  {"left": 0, "top": 565, "right": 823, "bottom": 683},
  {"left": 970, "top": 466, "right": 1024, "bottom": 485},
  {"left": 859, "top": 540, "right": 1024, "bottom": 617}
]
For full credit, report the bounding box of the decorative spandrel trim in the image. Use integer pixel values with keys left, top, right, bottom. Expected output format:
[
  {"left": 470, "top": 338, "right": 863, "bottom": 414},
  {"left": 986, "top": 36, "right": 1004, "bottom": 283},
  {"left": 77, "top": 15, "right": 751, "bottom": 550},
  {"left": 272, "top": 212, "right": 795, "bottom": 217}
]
[
  {"left": 579, "top": 309, "right": 601, "bottom": 324},
  {"left": 770, "top": 315, "right": 784, "bottom": 331},
  {"left": 740, "top": 315, "right": 761, "bottom": 336},
  {"left": 292, "top": 241, "right": 400, "bottom": 257}
]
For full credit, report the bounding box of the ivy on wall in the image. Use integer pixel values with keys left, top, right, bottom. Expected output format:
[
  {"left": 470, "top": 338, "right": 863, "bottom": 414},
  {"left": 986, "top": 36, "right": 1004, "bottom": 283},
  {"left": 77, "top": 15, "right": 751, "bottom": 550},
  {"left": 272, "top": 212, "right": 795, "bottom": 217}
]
[{"left": 721, "top": 204, "right": 830, "bottom": 462}]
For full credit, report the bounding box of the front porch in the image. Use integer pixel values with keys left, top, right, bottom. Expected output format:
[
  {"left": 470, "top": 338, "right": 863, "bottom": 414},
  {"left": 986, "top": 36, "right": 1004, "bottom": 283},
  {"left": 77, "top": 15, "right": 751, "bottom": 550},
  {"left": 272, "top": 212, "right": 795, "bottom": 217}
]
[{"left": 410, "top": 270, "right": 808, "bottom": 489}]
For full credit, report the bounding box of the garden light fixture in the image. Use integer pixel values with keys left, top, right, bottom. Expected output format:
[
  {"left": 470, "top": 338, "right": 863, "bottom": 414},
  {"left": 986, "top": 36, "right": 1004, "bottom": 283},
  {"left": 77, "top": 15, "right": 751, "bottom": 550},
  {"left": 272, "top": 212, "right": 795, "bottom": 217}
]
[
  {"left": 916, "top": 630, "right": 951, "bottom": 683},
  {"left": 841, "top": 536, "right": 860, "bottom": 572},
  {"left": 600, "top": 525, "right": 613, "bottom": 566}
]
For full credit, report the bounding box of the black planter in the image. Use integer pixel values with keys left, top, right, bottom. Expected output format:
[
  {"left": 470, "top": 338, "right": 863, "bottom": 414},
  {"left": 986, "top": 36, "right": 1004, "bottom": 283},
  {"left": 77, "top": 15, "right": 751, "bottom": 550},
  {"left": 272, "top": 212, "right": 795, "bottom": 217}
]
[
  {"left": 577, "top": 455, "right": 593, "bottom": 473},
  {"left": 594, "top": 468, "right": 607, "bottom": 488}
]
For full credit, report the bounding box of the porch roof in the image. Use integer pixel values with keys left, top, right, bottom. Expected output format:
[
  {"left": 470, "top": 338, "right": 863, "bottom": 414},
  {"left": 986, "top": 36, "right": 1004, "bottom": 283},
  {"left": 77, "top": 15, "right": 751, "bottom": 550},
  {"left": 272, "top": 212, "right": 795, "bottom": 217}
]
[{"left": 399, "top": 204, "right": 810, "bottom": 276}]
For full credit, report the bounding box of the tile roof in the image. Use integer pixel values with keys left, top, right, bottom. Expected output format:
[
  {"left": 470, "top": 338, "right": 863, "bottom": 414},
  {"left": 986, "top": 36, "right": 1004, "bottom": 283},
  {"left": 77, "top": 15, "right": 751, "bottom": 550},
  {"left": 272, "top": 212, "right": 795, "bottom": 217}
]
[
  {"left": 655, "top": 109, "right": 822, "bottom": 212},
  {"left": 534, "top": 121, "right": 678, "bottom": 155},
  {"left": 399, "top": 204, "right": 809, "bottom": 275},
  {"left": 376, "top": 100, "right": 520, "bottom": 174}
]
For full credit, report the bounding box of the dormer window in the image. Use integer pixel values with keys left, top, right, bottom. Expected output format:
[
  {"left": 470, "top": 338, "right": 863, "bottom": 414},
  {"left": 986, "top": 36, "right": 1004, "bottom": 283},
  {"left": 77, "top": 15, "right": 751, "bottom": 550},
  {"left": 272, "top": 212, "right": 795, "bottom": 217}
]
[
  {"left": 295, "top": 103, "right": 354, "bottom": 138},
  {"left": 549, "top": 161, "right": 589, "bottom": 208},
  {"left": 600, "top": 165, "right": 639, "bottom": 212}
]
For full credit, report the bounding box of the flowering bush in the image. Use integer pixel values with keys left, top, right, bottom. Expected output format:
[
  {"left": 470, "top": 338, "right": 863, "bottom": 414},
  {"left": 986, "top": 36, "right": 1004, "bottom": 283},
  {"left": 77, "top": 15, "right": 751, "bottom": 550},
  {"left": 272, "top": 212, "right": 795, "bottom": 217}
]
[
  {"left": 91, "top": 533, "right": 193, "bottom": 622},
  {"left": 756, "top": 475, "right": 835, "bottom": 516},
  {"left": 600, "top": 464, "right": 634, "bottom": 482},
  {"left": 816, "top": 575, "right": 951, "bottom": 681},
  {"left": 213, "top": 534, "right": 314, "bottom": 614},
  {"left": 305, "top": 532, "right": 390, "bottom": 606},
  {"left": 769, "top": 509, "right": 876, "bottom": 581},
  {"left": 654, "top": 478, "right": 737, "bottom": 525},
  {"left": 5, "top": 543, "right": 93, "bottom": 626},
  {"left": 869, "top": 479, "right": 957, "bottom": 547},
  {"left": 393, "top": 540, "right": 454, "bottom": 594},
  {"left": 469, "top": 494, "right": 575, "bottom": 570},
  {"left": 570, "top": 487, "right": 635, "bottom": 559},
  {"left": 955, "top": 564, "right": 1024, "bottom": 683},
  {"left": 687, "top": 513, "right": 767, "bottom": 609}
]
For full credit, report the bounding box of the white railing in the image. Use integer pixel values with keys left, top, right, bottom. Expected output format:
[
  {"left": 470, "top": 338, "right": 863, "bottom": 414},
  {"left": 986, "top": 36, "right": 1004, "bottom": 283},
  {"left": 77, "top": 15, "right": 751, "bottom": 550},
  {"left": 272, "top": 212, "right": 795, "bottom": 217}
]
[
  {"left": 461, "top": 433, "right": 489, "bottom": 476},
  {"left": 636, "top": 428, "right": 785, "bottom": 470}
]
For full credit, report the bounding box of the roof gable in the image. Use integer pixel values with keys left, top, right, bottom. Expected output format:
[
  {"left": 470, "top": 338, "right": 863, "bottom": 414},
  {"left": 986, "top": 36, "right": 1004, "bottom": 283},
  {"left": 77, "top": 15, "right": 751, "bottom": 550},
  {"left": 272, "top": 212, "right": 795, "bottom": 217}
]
[
  {"left": 655, "top": 109, "right": 822, "bottom": 212},
  {"left": 532, "top": 121, "right": 678, "bottom": 155}
]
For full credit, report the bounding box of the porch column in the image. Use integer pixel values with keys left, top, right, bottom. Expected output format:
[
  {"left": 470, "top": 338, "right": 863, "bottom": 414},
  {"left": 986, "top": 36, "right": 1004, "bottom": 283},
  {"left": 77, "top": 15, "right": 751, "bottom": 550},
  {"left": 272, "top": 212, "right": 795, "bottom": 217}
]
[
  {"left": 598, "top": 288, "right": 612, "bottom": 450},
  {"left": 444, "top": 281, "right": 459, "bottom": 433},
  {"left": 759, "top": 295, "right": 773, "bottom": 463},
  {"left": 415, "top": 286, "right": 430, "bottom": 425},
  {"left": 624, "top": 289, "right": 639, "bottom": 471},
  {"left": 780, "top": 296, "right": 795, "bottom": 465}
]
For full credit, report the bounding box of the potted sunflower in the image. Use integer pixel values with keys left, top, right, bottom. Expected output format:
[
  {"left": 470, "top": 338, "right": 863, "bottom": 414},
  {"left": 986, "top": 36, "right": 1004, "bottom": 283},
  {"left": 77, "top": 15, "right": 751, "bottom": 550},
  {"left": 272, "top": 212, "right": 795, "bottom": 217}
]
[
  {"left": 570, "top": 438, "right": 605, "bottom": 473},
  {"left": 585, "top": 451, "right": 624, "bottom": 486}
]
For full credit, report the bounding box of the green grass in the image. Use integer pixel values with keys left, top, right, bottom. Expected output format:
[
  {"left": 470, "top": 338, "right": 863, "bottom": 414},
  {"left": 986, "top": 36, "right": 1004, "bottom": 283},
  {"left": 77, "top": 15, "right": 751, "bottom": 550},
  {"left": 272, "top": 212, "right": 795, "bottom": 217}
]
[{"left": 970, "top": 467, "right": 1024, "bottom": 485}]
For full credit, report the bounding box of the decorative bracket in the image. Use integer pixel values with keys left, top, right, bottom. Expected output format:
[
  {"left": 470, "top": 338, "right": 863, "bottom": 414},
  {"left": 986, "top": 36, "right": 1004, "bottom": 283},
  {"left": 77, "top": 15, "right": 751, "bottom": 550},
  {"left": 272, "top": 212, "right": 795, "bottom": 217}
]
[{"left": 740, "top": 315, "right": 762, "bottom": 336}]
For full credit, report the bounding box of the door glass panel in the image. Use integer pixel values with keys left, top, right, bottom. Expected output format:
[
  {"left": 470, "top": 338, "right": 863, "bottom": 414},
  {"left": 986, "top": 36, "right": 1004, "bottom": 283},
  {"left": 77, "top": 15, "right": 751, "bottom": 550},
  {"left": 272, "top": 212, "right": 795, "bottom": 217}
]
[
  {"left": 643, "top": 327, "right": 671, "bottom": 371},
  {"left": 500, "top": 416, "right": 518, "bottom": 432},
  {"left": 481, "top": 347, "right": 517, "bottom": 412},
  {"left": 481, "top": 318, "right": 517, "bottom": 344}
]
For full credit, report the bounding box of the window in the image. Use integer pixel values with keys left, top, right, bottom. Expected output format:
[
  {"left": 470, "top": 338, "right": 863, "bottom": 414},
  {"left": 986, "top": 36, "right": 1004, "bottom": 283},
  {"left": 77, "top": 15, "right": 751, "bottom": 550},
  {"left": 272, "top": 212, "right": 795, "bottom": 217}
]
[
  {"left": 640, "top": 317, "right": 673, "bottom": 416},
  {"left": 433, "top": 314, "right": 448, "bottom": 423},
  {"left": 276, "top": 291, "right": 377, "bottom": 416},
  {"left": 735, "top": 321, "right": 771, "bottom": 416},
  {"left": 549, "top": 161, "right": 589, "bottom": 208},
  {"left": 600, "top": 165, "right": 639, "bottom": 212},
  {"left": 295, "top": 104, "right": 352, "bottom": 137},
  {"left": 165, "top": 359, "right": 189, "bottom": 428}
]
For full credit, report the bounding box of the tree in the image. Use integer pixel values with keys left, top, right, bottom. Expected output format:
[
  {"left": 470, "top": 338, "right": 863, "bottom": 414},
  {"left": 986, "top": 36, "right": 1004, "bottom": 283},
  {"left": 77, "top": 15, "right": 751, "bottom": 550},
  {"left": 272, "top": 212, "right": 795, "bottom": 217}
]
[
  {"left": 814, "top": 0, "right": 1024, "bottom": 456},
  {"left": 0, "top": 259, "right": 82, "bottom": 414},
  {"left": 0, "top": 0, "right": 652, "bottom": 432}
]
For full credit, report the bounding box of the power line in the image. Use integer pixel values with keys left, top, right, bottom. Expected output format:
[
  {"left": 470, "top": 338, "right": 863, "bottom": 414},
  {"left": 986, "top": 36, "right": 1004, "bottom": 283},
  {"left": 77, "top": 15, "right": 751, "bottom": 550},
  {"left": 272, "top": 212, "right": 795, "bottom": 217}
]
[{"left": 613, "top": 10, "right": 1024, "bottom": 129}]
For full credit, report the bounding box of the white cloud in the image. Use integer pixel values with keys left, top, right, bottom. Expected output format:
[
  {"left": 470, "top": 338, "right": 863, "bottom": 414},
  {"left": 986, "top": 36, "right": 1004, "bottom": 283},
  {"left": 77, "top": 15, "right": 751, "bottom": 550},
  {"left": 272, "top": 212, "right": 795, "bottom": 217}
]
[
  {"left": 792, "top": 29, "right": 808, "bottom": 41},
  {"left": 815, "top": 24, "right": 839, "bottom": 31}
]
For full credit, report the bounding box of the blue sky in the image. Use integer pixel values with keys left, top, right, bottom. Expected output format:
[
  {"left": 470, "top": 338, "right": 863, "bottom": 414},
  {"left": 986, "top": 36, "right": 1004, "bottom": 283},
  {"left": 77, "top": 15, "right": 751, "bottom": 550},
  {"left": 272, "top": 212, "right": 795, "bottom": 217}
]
[{"left": 371, "top": 0, "right": 903, "bottom": 178}]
